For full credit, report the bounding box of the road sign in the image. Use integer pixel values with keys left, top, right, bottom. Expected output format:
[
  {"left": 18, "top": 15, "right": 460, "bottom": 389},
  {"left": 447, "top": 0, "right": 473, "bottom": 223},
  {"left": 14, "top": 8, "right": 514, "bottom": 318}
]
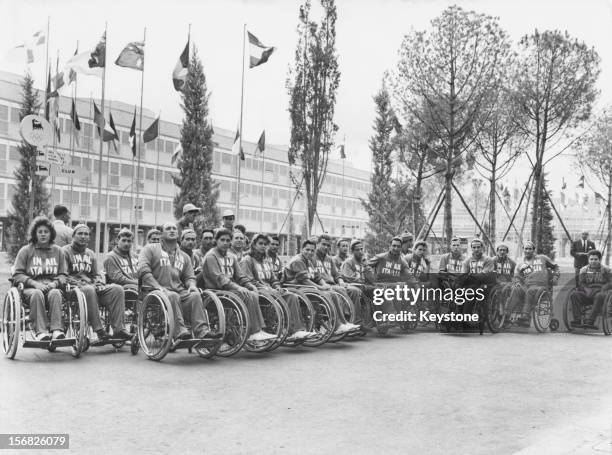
[{"left": 20, "top": 115, "right": 52, "bottom": 148}]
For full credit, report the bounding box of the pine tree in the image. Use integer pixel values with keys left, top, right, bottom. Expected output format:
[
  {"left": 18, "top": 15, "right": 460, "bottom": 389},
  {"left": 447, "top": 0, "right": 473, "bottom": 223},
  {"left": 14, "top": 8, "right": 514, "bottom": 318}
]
[
  {"left": 531, "top": 173, "right": 556, "bottom": 258},
  {"left": 173, "top": 48, "right": 220, "bottom": 236},
  {"left": 7, "top": 73, "right": 50, "bottom": 263}
]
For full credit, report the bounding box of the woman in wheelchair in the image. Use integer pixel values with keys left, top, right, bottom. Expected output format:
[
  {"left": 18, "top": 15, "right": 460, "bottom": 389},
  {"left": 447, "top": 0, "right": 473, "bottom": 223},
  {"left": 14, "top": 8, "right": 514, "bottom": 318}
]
[
  {"left": 568, "top": 249, "right": 612, "bottom": 330},
  {"left": 240, "top": 233, "right": 314, "bottom": 341},
  {"left": 198, "top": 228, "right": 276, "bottom": 343},
  {"left": 12, "top": 216, "right": 67, "bottom": 341},
  {"left": 508, "top": 241, "right": 559, "bottom": 326}
]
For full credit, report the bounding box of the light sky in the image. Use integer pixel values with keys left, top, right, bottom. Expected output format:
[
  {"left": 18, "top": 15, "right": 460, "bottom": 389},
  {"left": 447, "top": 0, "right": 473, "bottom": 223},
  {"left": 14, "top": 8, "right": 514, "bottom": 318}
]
[{"left": 2, "top": 0, "right": 612, "bottom": 193}]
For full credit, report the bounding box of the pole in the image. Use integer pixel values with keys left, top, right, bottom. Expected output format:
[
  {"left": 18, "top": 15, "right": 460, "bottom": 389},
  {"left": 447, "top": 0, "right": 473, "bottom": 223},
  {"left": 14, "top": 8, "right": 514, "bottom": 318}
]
[
  {"left": 51, "top": 51, "right": 59, "bottom": 205},
  {"left": 451, "top": 182, "right": 494, "bottom": 251},
  {"left": 153, "top": 129, "right": 161, "bottom": 227},
  {"left": 236, "top": 23, "right": 246, "bottom": 222},
  {"left": 259, "top": 147, "right": 265, "bottom": 232},
  {"left": 68, "top": 41, "right": 79, "bottom": 216},
  {"left": 94, "top": 24, "right": 107, "bottom": 254},
  {"left": 134, "top": 27, "right": 146, "bottom": 247}
]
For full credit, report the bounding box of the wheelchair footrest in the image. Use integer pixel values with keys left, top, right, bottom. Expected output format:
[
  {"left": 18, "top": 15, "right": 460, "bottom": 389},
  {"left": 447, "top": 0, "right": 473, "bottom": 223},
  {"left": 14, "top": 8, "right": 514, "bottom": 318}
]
[
  {"left": 49, "top": 338, "right": 76, "bottom": 348},
  {"left": 172, "top": 339, "right": 204, "bottom": 350}
]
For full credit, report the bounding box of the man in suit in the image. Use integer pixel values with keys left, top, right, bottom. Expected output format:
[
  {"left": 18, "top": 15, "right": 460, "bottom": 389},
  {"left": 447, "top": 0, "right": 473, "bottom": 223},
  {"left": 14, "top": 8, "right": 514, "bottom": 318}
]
[{"left": 570, "top": 231, "right": 596, "bottom": 287}]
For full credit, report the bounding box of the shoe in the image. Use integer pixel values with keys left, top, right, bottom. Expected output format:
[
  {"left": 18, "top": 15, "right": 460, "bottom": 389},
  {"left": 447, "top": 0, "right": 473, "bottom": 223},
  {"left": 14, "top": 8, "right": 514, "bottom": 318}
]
[
  {"left": 333, "top": 324, "right": 351, "bottom": 335},
  {"left": 36, "top": 332, "right": 51, "bottom": 341},
  {"left": 570, "top": 321, "right": 582, "bottom": 328},
  {"left": 176, "top": 329, "right": 191, "bottom": 340},
  {"left": 96, "top": 329, "right": 110, "bottom": 341},
  {"left": 289, "top": 330, "right": 310, "bottom": 340},
  {"left": 583, "top": 321, "right": 599, "bottom": 330},
  {"left": 199, "top": 331, "right": 223, "bottom": 340},
  {"left": 112, "top": 330, "right": 132, "bottom": 341},
  {"left": 52, "top": 330, "right": 65, "bottom": 340},
  {"left": 247, "top": 331, "right": 276, "bottom": 342}
]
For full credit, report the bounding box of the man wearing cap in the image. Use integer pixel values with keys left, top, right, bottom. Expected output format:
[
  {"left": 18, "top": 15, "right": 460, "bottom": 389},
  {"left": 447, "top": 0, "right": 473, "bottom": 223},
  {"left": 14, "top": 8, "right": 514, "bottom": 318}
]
[
  {"left": 570, "top": 231, "right": 596, "bottom": 287},
  {"left": 178, "top": 203, "right": 201, "bottom": 239},
  {"left": 103, "top": 228, "right": 138, "bottom": 289},
  {"left": 146, "top": 229, "right": 161, "bottom": 244},
  {"left": 509, "top": 241, "right": 560, "bottom": 326},
  {"left": 333, "top": 238, "right": 350, "bottom": 271},
  {"left": 401, "top": 232, "right": 414, "bottom": 258},
  {"left": 63, "top": 224, "right": 131, "bottom": 342},
  {"left": 138, "top": 221, "right": 218, "bottom": 341},
  {"left": 221, "top": 209, "right": 235, "bottom": 232},
  {"left": 193, "top": 229, "right": 214, "bottom": 269},
  {"left": 52, "top": 205, "right": 73, "bottom": 247},
  {"left": 180, "top": 229, "right": 203, "bottom": 274}
]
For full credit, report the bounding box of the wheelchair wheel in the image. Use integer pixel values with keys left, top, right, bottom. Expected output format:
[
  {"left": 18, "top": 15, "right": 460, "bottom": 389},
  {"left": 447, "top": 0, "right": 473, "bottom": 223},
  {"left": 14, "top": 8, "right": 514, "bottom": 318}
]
[
  {"left": 68, "top": 288, "right": 88, "bottom": 358},
  {"left": 2, "top": 288, "right": 21, "bottom": 359},
  {"left": 563, "top": 289, "right": 576, "bottom": 332},
  {"left": 244, "top": 293, "right": 284, "bottom": 353},
  {"left": 215, "top": 291, "right": 250, "bottom": 357},
  {"left": 303, "top": 291, "right": 337, "bottom": 347},
  {"left": 138, "top": 290, "right": 175, "bottom": 361},
  {"left": 282, "top": 291, "right": 315, "bottom": 348},
  {"left": 602, "top": 293, "right": 612, "bottom": 336},
  {"left": 194, "top": 290, "right": 226, "bottom": 359},
  {"left": 264, "top": 293, "right": 290, "bottom": 352},
  {"left": 486, "top": 288, "right": 505, "bottom": 334},
  {"left": 130, "top": 334, "right": 140, "bottom": 355},
  {"left": 328, "top": 291, "right": 354, "bottom": 343},
  {"left": 532, "top": 289, "right": 552, "bottom": 333}
]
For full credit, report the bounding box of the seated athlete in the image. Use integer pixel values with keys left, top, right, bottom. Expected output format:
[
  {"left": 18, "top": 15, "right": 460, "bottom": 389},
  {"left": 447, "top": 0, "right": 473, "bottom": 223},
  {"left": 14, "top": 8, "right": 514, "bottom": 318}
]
[
  {"left": 138, "top": 222, "right": 220, "bottom": 341},
  {"left": 103, "top": 228, "right": 138, "bottom": 290},
  {"left": 146, "top": 229, "right": 161, "bottom": 244},
  {"left": 198, "top": 228, "right": 276, "bottom": 342},
  {"left": 12, "top": 216, "right": 67, "bottom": 341},
  {"left": 180, "top": 229, "right": 202, "bottom": 275},
  {"left": 404, "top": 240, "right": 431, "bottom": 285},
  {"left": 491, "top": 243, "right": 515, "bottom": 295},
  {"left": 568, "top": 249, "right": 612, "bottom": 329},
  {"left": 458, "top": 238, "right": 495, "bottom": 318},
  {"left": 508, "top": 241, "right": 560, "bottom": 326},
  {"left": 63, "top": 224, "right": 130, "bottom": 342},
  {"left": 266, "top": 236, "right": 283, "bottom": 281},
  {"left": 341, "top": 239, "right": 376, "bottom": 327},
  {"left": 240, "top": 233, "right": 314, "bottom": 341},
  {"left": 193, "top": 229, "right": 214, "bottom": 268},
  {"left": 283, "top": 239, "right": 360, "bottom": 335},
  {"left": 438, "top": 236, "right": 465, "bottom": 289},
  {"left": 332, "top": 238, "right": 350, "bottom": 271}
]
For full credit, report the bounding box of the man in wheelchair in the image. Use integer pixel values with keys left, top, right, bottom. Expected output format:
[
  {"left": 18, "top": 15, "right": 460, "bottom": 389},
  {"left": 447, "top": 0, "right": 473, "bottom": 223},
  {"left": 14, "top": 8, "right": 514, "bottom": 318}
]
[
  {"left": 437, "top": 236, "right": 465, "bottom": 290},
  {"left": 492, "top": 243, "right": 515, "bottom": 291},
  {"left": 138, "top": 222, "right": 221, "bottom": 342},
  {"left": 12, "top": 216, "right": 67, "bottom": 341},
  {"left": 63, "top": 224, "right": 131, "bottom": 343},
  {"left": 568, "top": 249, "right": 612, "bottom": 330},
  {"left": 103, "top": 228, "right": 138, "bottom": 289},
  {"left": 508, "top": 241, "right": 560, "bottom": 326},
  {"left": 340, "top": 239, "right": 376, "bottom": 327}
]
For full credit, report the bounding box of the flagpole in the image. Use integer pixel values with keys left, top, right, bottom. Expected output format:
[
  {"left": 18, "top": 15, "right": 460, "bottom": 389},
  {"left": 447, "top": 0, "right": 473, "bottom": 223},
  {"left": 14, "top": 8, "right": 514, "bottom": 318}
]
[
  {"left": 130, "top": 106, "right": 136, "bottom": 233},
  {"left": 51, "top": 51, "right": 59, "bottom": 206},
  {"left": 134, "top": 27, "right": 146, "bottom": 247},
  {"left": 154, "top": 138, "right": 161, "bottom": 227},
  {"left": 94, "top": 23, "right": 107, "bottom": 254},
  {"left": 259, "top": 145, "right": 265, "bottom": 232},
  {"left": 104, "top": 100, "right": 112, "bottom": 239},
  {"left": 69, "top": 41, "right": 79, "bottom": 217},
  {"left": 236, "top": 23, "right": 246, "bottom": 222}
]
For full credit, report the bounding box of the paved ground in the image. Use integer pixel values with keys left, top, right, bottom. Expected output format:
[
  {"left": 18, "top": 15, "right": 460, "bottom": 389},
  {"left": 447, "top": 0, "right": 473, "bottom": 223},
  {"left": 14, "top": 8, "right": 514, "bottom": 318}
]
[{"left": 1, "top": 328, "right": 611, "bottom": 455}]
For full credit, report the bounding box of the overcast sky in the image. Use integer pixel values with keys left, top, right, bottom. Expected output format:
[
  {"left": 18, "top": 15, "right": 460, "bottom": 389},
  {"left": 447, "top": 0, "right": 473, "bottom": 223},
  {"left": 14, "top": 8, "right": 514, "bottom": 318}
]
[{"left": 2, "top": 0, "right": 612, "bottom": 193}]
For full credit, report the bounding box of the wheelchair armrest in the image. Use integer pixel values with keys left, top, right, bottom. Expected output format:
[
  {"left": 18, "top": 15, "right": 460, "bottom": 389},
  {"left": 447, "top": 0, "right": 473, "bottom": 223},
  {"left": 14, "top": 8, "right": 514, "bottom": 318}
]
[{"left": 282, "top": 283, "right": 317, "bottom": 290}]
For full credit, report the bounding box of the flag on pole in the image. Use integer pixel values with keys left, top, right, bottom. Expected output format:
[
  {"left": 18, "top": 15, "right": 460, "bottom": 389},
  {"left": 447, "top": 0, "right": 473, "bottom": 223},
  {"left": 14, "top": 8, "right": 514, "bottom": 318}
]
[
  {"left": 172, "top": 40, "right": 189, "bottom": 91},
  {"left": 65, "top": 32, "right": 106, "bottom": 77},
  {"left": 248, "top": 31, "right": 275, "bottom": 68},
  {"left": 255, "top": 130, "right": 265, "bottom": 153},
  {"left": 93, "top": 101, "right": 105, "bottom": 134},
  {"left": 143, "top": 116, "right": 159, "bottom": 143},
  {"left": 13, "top": 30, "right": 45, "bottom": 64},
  {"left": 49, "top": 71, "right": 66, "bottom": 98},
  {"left": 577, "top": 175, "right": 585, "bottom": 189},
  {"left": 232, "top": 128, "right": 244, "bottom": 160},
  {"left": 129, "top": 109, "right": 137, "bottom": 157},
  {"left": 171, "top": 144, "right": 182, "bottom": 164},
  {"left": 339, "top": 145, "right": 346, "bottom": 159},
  {"left": 115, "top": 41, "right": 144, "bottom": 71},
  {"left": 70, "top": 99, "right": 81, "bottom": 146},
  {"left": 67, "top": 46, "right": 78, "bottom": 84},
  {"left": 103, "top": 112, "right": 119, "bottom": 143},
  {"left": 44, "top": 70, "right": 51, "bottom": 120}
]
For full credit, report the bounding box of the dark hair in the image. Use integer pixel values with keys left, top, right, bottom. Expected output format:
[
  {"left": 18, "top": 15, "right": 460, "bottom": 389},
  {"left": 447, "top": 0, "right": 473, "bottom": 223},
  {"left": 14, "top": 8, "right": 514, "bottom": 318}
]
[
  {"left": 28, "top": 216, "right": 56, "bottom": 245},
  {"left": 215, "top": 228, "right": 232, "bottom": 241},
  {"left": 234, "top": 224, "right": 247, "bottom": 235},
  {"left": 413, "top": 240, "right": 427, "bottom": 250},
  {"left": 201, "top": 229, "right": 214, "bottom": 237},
  {"left": 146, "top": 229, "right": 161, "bottom": 240},
  {"left": 391, "top": 236, "right": 402, "bottom": 245},
  {"left": 588, "top": 249, "right": 602, "bottom": 259},
  {"left": 53, "top": 205, "right": 69, "bottom": 218},
  {"left": 317, "top": 234, "right": 332, "bottom": 244},
  {"left": 270, "top": 235, "right": 280, "bottom": 243},
  {"left": 302, "top": 239, "right": 316, "bottom": 249},
  {"left": 117, "top": 228, "right": 134, "bottom": 240}
]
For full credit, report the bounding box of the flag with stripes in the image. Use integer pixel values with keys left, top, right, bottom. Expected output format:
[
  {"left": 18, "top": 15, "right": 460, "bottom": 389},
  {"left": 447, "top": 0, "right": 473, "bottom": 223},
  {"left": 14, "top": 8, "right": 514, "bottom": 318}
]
[
  {"left": 248, "top": 31, "right": 275, "bottom": 68},
  {"left": 173, "top": 40, "right": 189, "bottom": 91}
]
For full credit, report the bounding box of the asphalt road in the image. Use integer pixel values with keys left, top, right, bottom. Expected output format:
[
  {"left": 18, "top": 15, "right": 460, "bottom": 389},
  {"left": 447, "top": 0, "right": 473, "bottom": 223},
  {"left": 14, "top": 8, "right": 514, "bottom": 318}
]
[{"left": 1, "top": 328, "right": 611, "bottom": 455}]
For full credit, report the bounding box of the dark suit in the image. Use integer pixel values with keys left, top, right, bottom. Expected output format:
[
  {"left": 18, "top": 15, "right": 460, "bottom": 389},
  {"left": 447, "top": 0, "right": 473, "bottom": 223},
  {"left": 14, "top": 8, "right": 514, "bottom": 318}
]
[{"left": 570, "top": 239, "right": 596, "bottom": 286}]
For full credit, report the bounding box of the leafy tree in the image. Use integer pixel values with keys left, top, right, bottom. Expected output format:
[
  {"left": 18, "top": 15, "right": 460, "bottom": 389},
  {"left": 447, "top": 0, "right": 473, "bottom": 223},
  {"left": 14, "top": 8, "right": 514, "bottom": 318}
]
[
  {"left": 173, "top": 48, "right": 220, "bottom": 235},
  {"left": 7, "top": 73, "right": 50, "bottom": 263},
  {"left": 387, "top": 5, "right": 513, "bottom": 247},
  {"left": 513, "top": 29, "right": 600, "bottom": 251},
  {"left": 287, "top": 0, "right": 340, "bottom": 234}
]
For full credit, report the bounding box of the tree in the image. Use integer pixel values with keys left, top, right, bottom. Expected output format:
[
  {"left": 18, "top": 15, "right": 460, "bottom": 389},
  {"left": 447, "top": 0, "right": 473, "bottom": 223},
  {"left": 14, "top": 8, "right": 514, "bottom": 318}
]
[
  {"left": 575, "top": 110, "right": 612, "bottom": 264},
  {"left": 531, "top": 173, "right": 556, "bottom": 258},
  {"left": 387, "top": 5, "right": 513, "bottom": 247},
  {"left": 287, "top": 0, "right": 340, "bottom": 234},
  {"left": 173, "top": 48, "right": 220, "bottom": 235},
  {"left": 361, "top": 86, "right": 413, "bottom": 253},
  {"left": 7, "top": 73, "right": 50, "bottom": 263},
  {"left": 513, "top": 30, "right": 600, "bottom": 251}
]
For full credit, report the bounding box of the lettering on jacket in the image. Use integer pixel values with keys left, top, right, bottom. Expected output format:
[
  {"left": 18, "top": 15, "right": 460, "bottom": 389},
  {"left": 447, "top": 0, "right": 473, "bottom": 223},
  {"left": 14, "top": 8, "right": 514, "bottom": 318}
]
[{"left": 30, "top": 256, "right": 59, "bottom": 276}]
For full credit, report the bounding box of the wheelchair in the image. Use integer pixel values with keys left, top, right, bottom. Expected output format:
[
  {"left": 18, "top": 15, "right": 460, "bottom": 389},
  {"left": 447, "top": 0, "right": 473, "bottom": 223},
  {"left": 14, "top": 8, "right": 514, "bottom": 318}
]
[
  {"left": 136, "top": 288, "right": 234, "bottom": 361},
  {"left": 369, "top": 281, "right": 409, "bottom": 335},
  {"left": 496, "top": 280, "right": 559, "bottom": 333},
  {"left": 1, "top": 282, "right": 88, "bottom": 359},
  {"left": 242, "top": 291, "right": 286, "bottom": 353},
  {"left": 279, "top": 289, "right": 316, "bottom": 348},
  {"left": 563, "top": 288, "right": 612, "bottom": 336}
]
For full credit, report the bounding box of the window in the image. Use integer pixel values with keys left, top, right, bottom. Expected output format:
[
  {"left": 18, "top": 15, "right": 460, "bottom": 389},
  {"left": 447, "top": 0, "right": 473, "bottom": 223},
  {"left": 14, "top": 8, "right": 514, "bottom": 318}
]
[
  {"left": 121, "top": 163, "right": 133, "bottom": 177},
  {"left": 164, "top": 171, "right": 174, "bottom": 184},
  {"left": 109, "top": 195, "right": 118, "bottom": 207},
  {"left": 144, "top": 199, "right": 153, "bottom": 211},
  {"left": 221, "top": 153, "right": 231, "bottom": 165},
  {"left": 121, "top": 131, "right": 130, "bottom": 145},
  {"left": 0, "top": 105, "right": 8, "bottom": 134},
  {"left": 163, "top": 201, "right": 172, "bottom": 213},
  {"left": 10, "top": 107, "right": 20, "bottom": 123},
  {"left": 120, "top": 196, "right": 131, "bottom": 209},
  {"left": 145, "top": 167, "right": 155, "bottom": 180},
  {"left": 145, "top": 136, "right": 156, "bottom": 151},
  {"left": 9, "top": 146, "right": 20, "bottom": 161},
  {"left": 71, "top": 191, "right": 79, "bottom": 204},
  {"left": 83, "top": 123, "right": 93, "bottom": 149},
  {"left": 165, "top": 140, "right": 175, "bottom": 154},
  {"left": 213, "top": 151, "right": 221, "bottom": 172}
]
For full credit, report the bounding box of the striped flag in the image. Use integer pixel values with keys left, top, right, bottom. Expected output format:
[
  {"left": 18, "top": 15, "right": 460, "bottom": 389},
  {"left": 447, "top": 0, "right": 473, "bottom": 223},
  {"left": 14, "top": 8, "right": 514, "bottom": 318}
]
[
  {"left": 13, "top": 30, "right": 45, "bottom": 64},
  {"left": 248, "top": 31, "right": 275, "bottom": 68},
  {"left": 173, "top": 40, "right": 189, "bottom": 91}
]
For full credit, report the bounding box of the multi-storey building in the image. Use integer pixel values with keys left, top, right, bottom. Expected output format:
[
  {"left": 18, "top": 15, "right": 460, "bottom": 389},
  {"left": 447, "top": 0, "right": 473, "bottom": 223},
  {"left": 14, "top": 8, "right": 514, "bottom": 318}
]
[{"left": 0, "top": 70, "right": 370, "bottom": 253}]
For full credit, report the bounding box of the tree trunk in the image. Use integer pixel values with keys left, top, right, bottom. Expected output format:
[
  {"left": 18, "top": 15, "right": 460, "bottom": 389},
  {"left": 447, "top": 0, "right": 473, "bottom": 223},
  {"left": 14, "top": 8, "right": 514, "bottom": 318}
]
[
  {"left": 531, "top": 164, "right": 542, "bottom": 249},
  {"left": 607, "top": 175, "right": 612, "bottom": 265},
  {"left": 444, "top": 159, "right": 453, "bottom": 249},
  {"left": 489, "top": 174, "right": 496, "bottom": 255}
]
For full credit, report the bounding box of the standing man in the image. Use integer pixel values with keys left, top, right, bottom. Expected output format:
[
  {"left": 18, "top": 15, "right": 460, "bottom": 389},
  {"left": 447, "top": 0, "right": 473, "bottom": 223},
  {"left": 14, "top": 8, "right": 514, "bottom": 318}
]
[
  {"left": 220, "top": 209, "right": 235, "bottom": 232},
  {"left": 333, "top": 238, "right": 350, "bottom": 270},
  {"left": 570, "top": 231, "right": 596, "bottom": 287},
  {"left": 177, "top": 203, "right": 201, "bottom": 238},
  {"left": 63, "top": 224, "right": 130, "bottom": 342},
  {"left": 52, "top": 205, "right": 73, "bottom": 247},
  {"left": 267, "top": 236, "right": 283, "bottom": 281}
]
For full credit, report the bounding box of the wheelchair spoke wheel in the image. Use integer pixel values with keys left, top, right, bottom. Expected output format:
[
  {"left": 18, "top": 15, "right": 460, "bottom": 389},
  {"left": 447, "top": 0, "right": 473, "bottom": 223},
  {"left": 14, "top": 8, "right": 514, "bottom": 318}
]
[
  {"left": 303, "top": 292, "right": 336, "bottom": 347},
  {"left": 282, "top": 291, "right": 315, "bottom": 347},
  {"left": 2, "top": 288, "right": 21, "bottom": 359},
  {"left": 603, "top": 293, "right": 612, "bottom": 336},
  {"left": 244, "top": 293, "right": 284, "bottom": 353},
  {"left": 328, "top": 291, "right": 353, "bottom": 342},
  {"left": 486, "top": 288, "right": 505, "bottom": 334},
  {"left": 138, "top": 291, "right": 174, "bottom": 361},
  {"left": 194, "top": 290, "right": 226, "bottom": 359},
  {"left": 69, "top": 288, "right": 88, "bottom": 358},
  {"left": 532, "top": 290, "right": 552, "bottom": 333},
  {"left": 215, "top": 291, "right": 249, "bottom": 357},
  {"left": 264, "top": 293, "right": 290, "bottom": 352},
  {"left": 563, "top": 289, "right": 576, "bottom": 332}
]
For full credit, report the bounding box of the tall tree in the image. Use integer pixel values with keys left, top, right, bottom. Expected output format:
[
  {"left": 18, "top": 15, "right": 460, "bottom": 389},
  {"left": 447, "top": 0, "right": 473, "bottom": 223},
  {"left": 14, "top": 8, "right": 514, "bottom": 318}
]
[
  {"left": 513, "top": 30, "right": 600, "bottom": 250},
  {"left": 387, "top": 5, "right": 513, "bottom": 247},
  {"left": 173, "top": 48, "right": 220, "bottom": 233},
  {"left": 575, "top": 109, "right": 612, "bottom": 264},
  {"left": 7, "top": 73, "right": 50, "bottom": 263},
  {"left": 532, "top": 173, "right": 556, "bottom": 258},
  {"left": 287, "top": 0, "right": 340, "bottom": 234}
]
